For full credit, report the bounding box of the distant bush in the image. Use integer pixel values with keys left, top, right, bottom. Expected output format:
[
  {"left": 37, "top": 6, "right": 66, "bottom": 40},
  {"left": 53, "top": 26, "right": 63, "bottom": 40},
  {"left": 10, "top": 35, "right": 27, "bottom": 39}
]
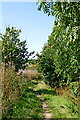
[
  {"left": 28, "top": 59, "right": 38, "bottom": 65},
  {"left": 26, "top": 64, "right": 37, "bottom": 70},
  {"left": 19, "top": 69, "right": 42, "bottom": 80},
  {"left": 37, "top": 44, "right": 61, "bottom": 87}
]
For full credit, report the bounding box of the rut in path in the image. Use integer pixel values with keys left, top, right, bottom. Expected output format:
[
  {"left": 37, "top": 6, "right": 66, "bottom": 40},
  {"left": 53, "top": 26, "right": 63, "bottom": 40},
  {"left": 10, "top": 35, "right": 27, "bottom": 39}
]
[{"left": 36, "top": 92, "right": 52, "bottom": 120}]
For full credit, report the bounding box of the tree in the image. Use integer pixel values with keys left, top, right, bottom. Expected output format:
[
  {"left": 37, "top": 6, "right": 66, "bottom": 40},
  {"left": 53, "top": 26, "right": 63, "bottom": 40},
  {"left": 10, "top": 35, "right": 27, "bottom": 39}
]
[
  {"left": 37, "top": 44, "right": 61, "bottom": 87},
  {"left": 28, "top": 58, "right": 37, "bottom": 64},
  {"left": 37, "top": 1, "right": 80, "bottom": 84},
  {"left": 0, "top": 27, "right": 34, "bottom": 72}
]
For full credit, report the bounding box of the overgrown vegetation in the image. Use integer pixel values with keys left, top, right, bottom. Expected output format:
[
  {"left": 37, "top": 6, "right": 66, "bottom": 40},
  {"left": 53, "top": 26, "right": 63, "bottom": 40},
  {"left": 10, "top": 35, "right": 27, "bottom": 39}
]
[
  {"left": 1, "top": 51, "right": 43, "bottom": 119},
  {"left": 2, "top": 64, "right": 22, "bottom": 118},
  {"left": 1, "top": 56, "right": 79, "bottom": 119},
  {"left": 2, "top": 64, "right": 44, "bottom": 119},
  {"left": 1, "top": 1, "right": 80, "bottom": 119},
  {"left": 0, "top": 27, "right": 38, "bottom": 119},
  {"left": 33, "top": 79, "right": 78, "bottom": 118},
  {"left": 37, "top": 0, "right": 80, "bottom": 103},
  {"left": 36, "top": 1, "right": 79, "bottom": 118}
]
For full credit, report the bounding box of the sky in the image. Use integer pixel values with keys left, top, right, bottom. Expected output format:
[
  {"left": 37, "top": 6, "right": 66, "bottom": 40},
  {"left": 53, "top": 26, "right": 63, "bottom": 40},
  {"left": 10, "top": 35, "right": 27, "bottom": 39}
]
[{"left": 1, "top": 2, "right": 55, "bottom": 57}]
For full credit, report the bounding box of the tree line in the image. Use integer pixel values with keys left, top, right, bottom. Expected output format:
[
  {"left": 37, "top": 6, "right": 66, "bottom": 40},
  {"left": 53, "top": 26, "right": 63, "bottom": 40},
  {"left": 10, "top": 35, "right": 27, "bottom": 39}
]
[{"left": 36, "top": 1, "right": 79, "bottom": 97}]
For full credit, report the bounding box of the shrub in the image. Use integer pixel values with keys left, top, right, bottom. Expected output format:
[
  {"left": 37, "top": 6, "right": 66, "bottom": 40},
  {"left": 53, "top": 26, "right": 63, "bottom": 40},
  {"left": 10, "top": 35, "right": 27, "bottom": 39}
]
[{"left": 20, "top": 69, "right": 42, "bottom": 80}]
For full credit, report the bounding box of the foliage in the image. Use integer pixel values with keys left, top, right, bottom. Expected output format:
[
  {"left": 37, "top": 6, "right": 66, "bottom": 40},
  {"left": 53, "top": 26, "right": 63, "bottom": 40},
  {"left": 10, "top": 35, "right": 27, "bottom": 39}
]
[
  {"left": 68, "top": 81, "right": 79, "bottom": 97},
  {"left": 33, "top": 79, "right": 78, "bottom": 118},
  {"left": 27, "top": 59, "right": 38, "bottom": 70},
  {"left": 37, "top": 44, "right": 61, "bottom": 86},
  {"left": 37, "top": 1, "right": 80, "bottom": 86},
  {"left": 37, "top": 1, "right": 79, "bottom": 28},
  {"left": 28, "top": 59, "right": 38, "bottom": 65},
  {"left": 8, "top": 90, "right": 44, "bottom": 119},
  {"left": 26, "top": 64, "right": 37, "bottom": 70},
  {"left": 0, "top": 27, "right": 34, "bottom": 72},
  {"left": 2, "top": 67, "right": 44, "bottom": 119},
  {"left": 48, "top": 24, "right": 79, "bottom": 84},
  {"left": 45, "top": 95, "right": 78, "bottom": 118}
]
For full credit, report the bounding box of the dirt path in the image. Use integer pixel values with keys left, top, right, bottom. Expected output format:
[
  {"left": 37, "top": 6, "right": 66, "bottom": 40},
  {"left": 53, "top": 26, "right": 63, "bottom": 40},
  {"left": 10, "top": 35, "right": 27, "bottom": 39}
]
[{"left": 36, "top": 92, "right": 52, "bottom": 120}]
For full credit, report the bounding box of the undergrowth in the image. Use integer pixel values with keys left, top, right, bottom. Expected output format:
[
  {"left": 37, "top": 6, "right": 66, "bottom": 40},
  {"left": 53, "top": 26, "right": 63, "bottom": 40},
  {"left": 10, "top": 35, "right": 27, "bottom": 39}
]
[
  {"left": 34, "top": 79, "right": 79, "bottom": 118},
  {"left": 2, "top": 60, "right": 79, "bottom": 119},
  {"left": 2, "top": 62, "right": 44, "bottom": 119}
]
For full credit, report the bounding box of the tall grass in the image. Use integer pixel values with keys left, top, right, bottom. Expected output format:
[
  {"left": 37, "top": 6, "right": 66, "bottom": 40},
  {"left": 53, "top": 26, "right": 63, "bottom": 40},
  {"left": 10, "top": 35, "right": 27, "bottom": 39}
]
[
  {"left": 2, "top": 60, "right": 23, "bottom": 118},
  {"left": 54, "top": 81, "right": 79, "bottom": 103},
  {"left": 54, "top": 81, "right": 79, "bottom": 117},
  {"left": 2, "top": 58, "right": 43, "bottom": 118}
]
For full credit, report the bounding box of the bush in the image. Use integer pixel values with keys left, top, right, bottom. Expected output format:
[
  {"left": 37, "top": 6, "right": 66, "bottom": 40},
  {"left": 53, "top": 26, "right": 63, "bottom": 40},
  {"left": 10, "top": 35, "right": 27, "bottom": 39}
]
[
  {"left": 20, "top": 69, "right": 42, "bottom": 80},
  {"left": 69, "top": 81, "right": 79, "bottom": 98},
  {"left": 37, "top": 44, "right": 61, "bottom": 87}
]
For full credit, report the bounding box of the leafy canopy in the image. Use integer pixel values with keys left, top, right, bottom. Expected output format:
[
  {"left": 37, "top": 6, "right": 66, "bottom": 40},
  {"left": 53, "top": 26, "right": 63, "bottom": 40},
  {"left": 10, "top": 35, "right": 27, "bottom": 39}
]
[
  {"left": 37, "top": 1, "right": 80, "bottom": 85},
  {"left": 0, "top": 27, "right": 34, "bottom": 72}
]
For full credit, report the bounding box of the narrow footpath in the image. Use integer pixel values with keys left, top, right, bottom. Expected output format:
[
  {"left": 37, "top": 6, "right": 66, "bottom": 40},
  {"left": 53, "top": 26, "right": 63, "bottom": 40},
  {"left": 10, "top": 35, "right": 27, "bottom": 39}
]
[{"left": 36, "top": 92, "right": 52, "bottom": 120}]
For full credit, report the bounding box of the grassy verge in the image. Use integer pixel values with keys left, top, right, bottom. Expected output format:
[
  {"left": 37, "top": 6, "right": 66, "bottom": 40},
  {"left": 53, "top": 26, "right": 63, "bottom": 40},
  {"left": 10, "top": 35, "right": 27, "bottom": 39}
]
[
  {"left": 3, "top": 80, "right": 44, "bottom": 119},
  {"left": 42, "top": 94, "right": 78, "bottom": 118},
  {"left": 2, "top": 67, "right": 79, "bottom": 119},
  {"left": 33, "top": 80, "right": 78, "bottom": 118}
]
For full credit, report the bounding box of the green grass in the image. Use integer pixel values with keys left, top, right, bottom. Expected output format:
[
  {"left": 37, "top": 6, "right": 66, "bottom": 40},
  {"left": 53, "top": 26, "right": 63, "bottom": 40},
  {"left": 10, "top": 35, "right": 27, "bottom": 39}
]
[
  {"left": 3, "top": 77, "right": 78, "bottom": 119},
  {"left": 42, "top": 94, "right": 78, "bottom": 118},
  {"left": 3, "top": 80, "right": 44, "bottom": 119},
  {"left": 33, "top": 80, "right": 78, "bottom": 118}
]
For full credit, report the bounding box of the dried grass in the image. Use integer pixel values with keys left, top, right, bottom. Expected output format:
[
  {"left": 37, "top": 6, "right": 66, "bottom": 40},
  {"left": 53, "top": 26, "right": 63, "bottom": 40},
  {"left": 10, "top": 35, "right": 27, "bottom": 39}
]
[
  {"left": 2, "top": 61, "right": 23, "bottom": 117},
  {"left": 18, "top": 69, "right": 42, "bottom": 80},
  {"left": 55, "top": 82, "right": 79, "bottom": 105}
]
